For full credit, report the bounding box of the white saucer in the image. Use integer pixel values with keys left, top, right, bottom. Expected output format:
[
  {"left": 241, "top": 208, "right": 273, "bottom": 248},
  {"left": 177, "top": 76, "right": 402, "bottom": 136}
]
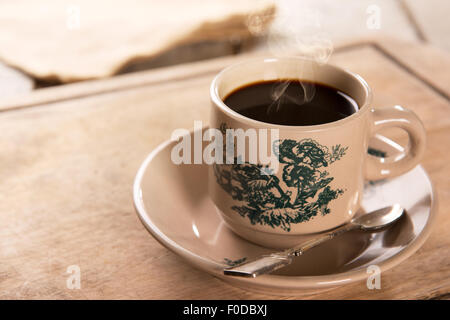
[{"left": 133, "top": 131, "right": 437, "bottom": 295}]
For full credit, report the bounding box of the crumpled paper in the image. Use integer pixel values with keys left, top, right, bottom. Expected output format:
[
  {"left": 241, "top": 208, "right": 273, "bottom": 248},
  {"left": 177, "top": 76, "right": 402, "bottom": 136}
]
[{"left": 0, "top": 0, "right": 275, "bottom": 82}]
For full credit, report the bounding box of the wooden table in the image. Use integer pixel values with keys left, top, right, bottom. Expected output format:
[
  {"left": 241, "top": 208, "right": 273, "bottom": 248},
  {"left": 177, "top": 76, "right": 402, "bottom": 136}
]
[{"left": 0, "top": 37, "right": 449, "bottom": 300}]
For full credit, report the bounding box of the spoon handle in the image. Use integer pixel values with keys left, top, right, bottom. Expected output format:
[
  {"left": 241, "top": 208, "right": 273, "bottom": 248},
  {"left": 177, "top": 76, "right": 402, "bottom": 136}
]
[
  {"left": 287, "top": 223, "right": 357, "bottom": 256},
  {"left": 223, "top": 255, "right": 293, "bottom": 278},
  {"left": 223, "top": 223, "right": 358, "bottom": 278}
]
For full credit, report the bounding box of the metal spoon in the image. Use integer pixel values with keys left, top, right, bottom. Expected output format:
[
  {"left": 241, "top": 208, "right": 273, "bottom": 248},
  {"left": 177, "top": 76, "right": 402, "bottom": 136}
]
[{"left": 223, "top": 204, "right": 405, "bottom": 278}]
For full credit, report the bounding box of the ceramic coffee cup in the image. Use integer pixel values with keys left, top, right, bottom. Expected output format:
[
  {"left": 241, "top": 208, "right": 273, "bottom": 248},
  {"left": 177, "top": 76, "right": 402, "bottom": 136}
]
[{"left": 208, "top": 57, "right": 426, "bottom": 248}]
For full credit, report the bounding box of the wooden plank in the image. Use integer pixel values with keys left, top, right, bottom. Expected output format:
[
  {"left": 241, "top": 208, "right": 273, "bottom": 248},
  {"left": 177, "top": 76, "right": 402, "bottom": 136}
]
[
  {"left": 0, "top": 40, "right": 448, "bottom": 299},
  {"left": 0, "top": 54, "right": 243, "bottom": 111},
  {"left": 403, "top": 0, "right": 450, "bottom": 51},
  {"left": 372, "top": 36, "right": 450, "bottom": 100}
]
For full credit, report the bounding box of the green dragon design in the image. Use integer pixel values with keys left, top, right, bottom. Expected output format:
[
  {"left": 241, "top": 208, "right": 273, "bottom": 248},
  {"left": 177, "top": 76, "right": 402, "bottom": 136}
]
[{"left": 213, "top": 123, "right": 348, "bottom": 232}]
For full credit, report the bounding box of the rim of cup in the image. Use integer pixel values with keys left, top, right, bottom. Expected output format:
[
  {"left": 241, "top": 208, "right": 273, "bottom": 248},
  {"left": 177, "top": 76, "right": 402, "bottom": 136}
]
[{"left": 210, "top": 56, "right": 373, "bottom": 131}]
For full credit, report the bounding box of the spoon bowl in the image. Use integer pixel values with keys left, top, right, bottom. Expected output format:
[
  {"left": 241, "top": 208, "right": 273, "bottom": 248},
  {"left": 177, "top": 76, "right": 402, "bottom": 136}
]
[{"left": 353, "top": 204, "right": 405, "bottom": 231}]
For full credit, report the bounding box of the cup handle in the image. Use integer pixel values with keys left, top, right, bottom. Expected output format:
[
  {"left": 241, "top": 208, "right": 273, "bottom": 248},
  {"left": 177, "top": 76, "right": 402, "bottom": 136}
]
[{"left": 366, "top": 105, "right": 426, "bottom": 181}]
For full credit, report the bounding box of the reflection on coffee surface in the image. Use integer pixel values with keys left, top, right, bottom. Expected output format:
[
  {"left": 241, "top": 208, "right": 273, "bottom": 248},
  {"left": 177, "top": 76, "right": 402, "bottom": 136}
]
[{"left": 224, "top": 80, "right": 359, "bottom": 126}]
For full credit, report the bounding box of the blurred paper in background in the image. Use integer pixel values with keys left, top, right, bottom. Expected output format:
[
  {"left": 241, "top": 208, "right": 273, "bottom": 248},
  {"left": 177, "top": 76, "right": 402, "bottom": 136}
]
[{"left": 0, "top": 0, "right": 275, "bottom": 83}]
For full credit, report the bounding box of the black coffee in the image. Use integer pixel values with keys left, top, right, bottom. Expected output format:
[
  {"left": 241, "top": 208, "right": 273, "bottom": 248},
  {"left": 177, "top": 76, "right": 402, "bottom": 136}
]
[{"left": 223, "top": 80, "right": 358, "bottom": 126}]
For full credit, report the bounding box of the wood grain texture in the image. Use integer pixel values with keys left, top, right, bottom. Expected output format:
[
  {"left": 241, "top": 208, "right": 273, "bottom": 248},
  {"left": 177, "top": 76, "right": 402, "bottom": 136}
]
[
  {"left": 0, "top": 38, "right": 448, "bottom": 299},
  {"left": 403, "top": 0, "right": 450, "bottom": 51}
]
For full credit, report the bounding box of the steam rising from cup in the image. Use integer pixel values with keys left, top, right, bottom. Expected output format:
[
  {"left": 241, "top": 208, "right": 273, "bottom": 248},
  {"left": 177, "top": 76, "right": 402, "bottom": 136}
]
[{"left": 246, "top": 1, "right": 334, "bottom": 115}]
